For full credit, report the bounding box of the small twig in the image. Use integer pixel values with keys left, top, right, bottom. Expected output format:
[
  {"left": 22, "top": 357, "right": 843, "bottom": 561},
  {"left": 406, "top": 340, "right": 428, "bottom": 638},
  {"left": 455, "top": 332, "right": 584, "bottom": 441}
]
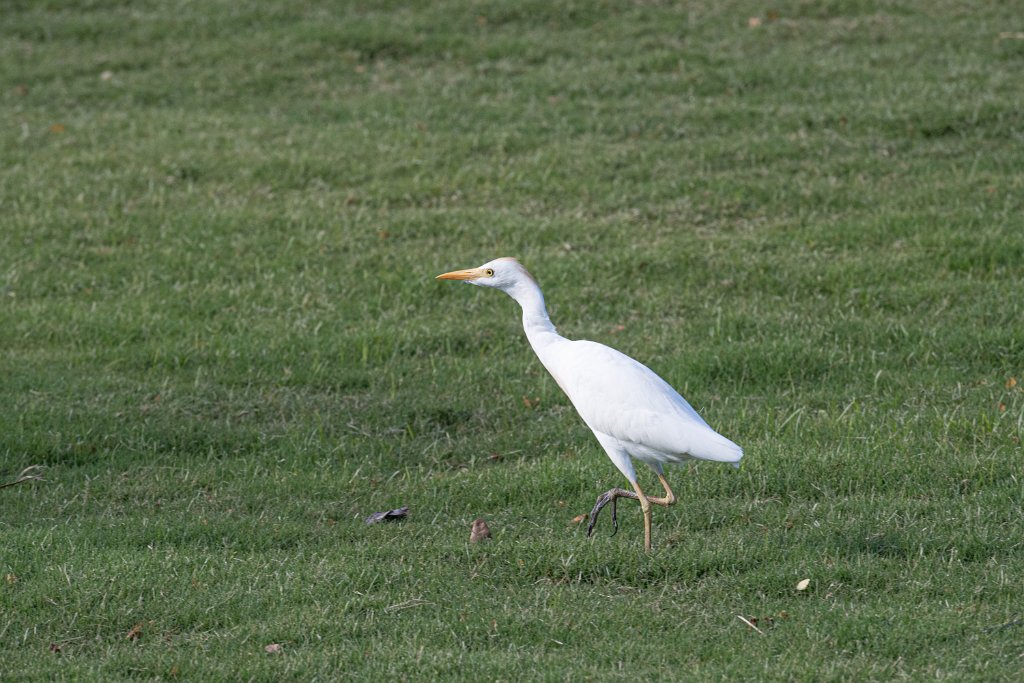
[
  {"left": 0, "top": 465, "right": 45, "bottom": 490},
  {"left": 983, "top": 618, "right": 1024, "bottom": 633},
  {"left": 384, "top": 598, "right": 434, "bottom": 613},
  {"left": 737, "top": 615, "right": 765, "bottom": 635}
]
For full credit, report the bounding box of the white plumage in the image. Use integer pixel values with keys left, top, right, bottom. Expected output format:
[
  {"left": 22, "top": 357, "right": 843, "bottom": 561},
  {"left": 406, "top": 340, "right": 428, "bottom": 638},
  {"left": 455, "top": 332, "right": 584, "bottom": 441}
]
[{"left": 437, "top": 257, "right": 742, "bottom": 550}]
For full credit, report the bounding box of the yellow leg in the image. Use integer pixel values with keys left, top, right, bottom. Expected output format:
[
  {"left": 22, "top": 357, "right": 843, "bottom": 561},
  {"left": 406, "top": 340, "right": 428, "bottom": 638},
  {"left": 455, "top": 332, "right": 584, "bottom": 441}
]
[
  {"left": 631, "top": 481, "right": 654, "bottom": 551},
  {"left": 647, "top": 472, "right": 677, "bottom": 507}
]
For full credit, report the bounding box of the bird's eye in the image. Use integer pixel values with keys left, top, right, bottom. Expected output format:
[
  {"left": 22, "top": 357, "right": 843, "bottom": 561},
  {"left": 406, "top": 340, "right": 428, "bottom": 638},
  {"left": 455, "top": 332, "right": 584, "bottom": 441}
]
[{"left": 485, "top": 268, "right": 495, "bottom": 277}]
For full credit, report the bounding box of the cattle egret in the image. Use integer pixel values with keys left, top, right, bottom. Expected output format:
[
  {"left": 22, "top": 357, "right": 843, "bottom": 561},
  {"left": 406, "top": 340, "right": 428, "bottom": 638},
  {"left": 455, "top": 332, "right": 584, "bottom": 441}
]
[{"left": 436, "top": 257, "right": 742, "bottom": 551}]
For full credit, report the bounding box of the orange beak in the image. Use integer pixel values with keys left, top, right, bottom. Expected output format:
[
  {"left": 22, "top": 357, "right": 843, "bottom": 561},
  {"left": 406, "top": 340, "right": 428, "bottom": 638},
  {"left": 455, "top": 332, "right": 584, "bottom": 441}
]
[{"left": 436, "top": 267, "right": 486, "bottom": 281}]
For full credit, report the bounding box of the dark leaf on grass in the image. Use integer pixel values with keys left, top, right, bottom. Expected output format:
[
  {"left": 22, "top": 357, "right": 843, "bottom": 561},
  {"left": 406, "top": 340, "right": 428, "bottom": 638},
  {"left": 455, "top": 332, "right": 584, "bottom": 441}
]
[
  {"left": 126, "top": 623, "right": 143, "bottom": 641},
  {"left": 364, "top": 506, "right": 409, "bottom": 525}
]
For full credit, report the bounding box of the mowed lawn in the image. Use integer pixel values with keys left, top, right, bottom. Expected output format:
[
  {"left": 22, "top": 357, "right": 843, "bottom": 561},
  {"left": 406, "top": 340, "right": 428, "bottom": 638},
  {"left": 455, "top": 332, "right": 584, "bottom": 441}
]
[{"left": 2, "top": 1, "right": 1022, "bottom": 680}]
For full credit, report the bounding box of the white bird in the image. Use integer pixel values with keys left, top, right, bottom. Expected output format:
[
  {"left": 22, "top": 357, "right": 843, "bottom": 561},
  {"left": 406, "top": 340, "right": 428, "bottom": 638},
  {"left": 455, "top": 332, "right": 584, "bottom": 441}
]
[{"left": 436, "top": 257, "right": 742, "bottom": 551}]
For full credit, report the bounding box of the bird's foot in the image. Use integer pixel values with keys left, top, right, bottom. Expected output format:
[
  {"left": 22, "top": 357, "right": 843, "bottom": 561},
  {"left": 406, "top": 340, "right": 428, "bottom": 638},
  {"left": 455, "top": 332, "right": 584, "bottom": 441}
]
[{"left": 586, "top": 488, "right": 638, "bottom": 538}]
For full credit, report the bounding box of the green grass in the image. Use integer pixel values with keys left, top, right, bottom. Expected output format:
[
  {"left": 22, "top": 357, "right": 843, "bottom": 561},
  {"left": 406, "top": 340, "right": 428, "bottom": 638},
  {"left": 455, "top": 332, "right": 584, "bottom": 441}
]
[{"left": 2, "top": 0, "right": 1023, "bottom": 679}]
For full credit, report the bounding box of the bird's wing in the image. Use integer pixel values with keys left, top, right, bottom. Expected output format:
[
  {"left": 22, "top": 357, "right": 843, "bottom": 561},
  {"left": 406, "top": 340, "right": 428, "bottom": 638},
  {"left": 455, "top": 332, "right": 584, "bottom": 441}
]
[{"left": 538, "top": 339, "right": 742, "bottom": 464}]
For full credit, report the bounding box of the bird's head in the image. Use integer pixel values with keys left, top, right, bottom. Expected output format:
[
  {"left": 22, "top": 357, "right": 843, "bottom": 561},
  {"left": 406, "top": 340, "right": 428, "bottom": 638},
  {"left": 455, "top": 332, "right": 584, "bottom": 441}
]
[{"left": 435, "top": 257, "right": 537, "bottom": 295}]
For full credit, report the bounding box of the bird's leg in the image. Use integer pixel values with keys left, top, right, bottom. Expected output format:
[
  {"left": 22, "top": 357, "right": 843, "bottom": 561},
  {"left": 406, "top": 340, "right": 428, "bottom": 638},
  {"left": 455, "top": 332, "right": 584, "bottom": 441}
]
[
  {"left": 586, "top": 487, "right": 637, "bottom": 537},
  {"left": 636, "top": 474, "right": 678, "bottom": 552},
  {"left": 586, "top": 476, "right": 673, "bottom": 551},
  {"left": 632, "top": 482, "right": 654, "bottom": 552},
  {"left": 645, "top": 472, "right": 677, "bottom": 507}
]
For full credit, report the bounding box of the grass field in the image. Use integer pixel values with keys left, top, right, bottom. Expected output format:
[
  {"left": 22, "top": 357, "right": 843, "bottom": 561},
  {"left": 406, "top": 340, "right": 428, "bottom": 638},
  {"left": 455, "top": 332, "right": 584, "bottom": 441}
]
[{"left": 2, "top": 0, "right": 1023, "bottom": 680}]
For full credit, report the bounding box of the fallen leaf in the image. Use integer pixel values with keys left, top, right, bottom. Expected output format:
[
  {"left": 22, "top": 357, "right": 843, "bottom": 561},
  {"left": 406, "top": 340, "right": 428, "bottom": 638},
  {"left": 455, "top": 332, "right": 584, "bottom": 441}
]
[
  {"left": 796, "top": 578, "right": 810, "bottom": 591},
  {"left": 748, "top": 17, "right": 762, "bottom": 28},
  {"left": 470, "top": 518, "right": 491, "bottom": 543},
  {"left": 364, "top": 506, "right": 408, "bottom": 525},
  {"left": 571, "top": 514, "right": 586, "bottom": 524},
  {"left": 126, "top": 623, "right": 143, "bottom": 641},
  {"left": 999, "top": 403, "right": 1006, "bottom": 412},
  {"left": 49, "top": 123, "right": 65, "bottom": 134},
  {"left": 265, "top": 643, "right": 283, "bottom": 654},
  {"left": 522, "top": 396, "right": 540, "bottom": 409},
  {"left": 1007, "top": 377, "right": 1017, "bottom": 389},
  {"left": 49, "top": 643, "right": 61, "bottom": 653},
  {"left": 100, "top": 70, "right": 113, "bottom": 81},
  {"left": 5, "top": 573, "right": 17, "bottom": 584}
]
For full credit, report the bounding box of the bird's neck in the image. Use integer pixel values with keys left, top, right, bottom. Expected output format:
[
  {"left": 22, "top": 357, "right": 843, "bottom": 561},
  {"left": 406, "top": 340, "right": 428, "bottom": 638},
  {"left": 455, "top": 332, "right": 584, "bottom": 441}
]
[{"left": 508, "top": 280, "right": 561, "bottom": 349}]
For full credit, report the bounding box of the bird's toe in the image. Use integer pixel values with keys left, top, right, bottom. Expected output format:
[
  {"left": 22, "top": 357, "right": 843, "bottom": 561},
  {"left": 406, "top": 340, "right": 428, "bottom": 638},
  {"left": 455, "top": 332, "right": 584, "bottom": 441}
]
[
  {"left": 586, "top": 487, "right": 635, "bottom": 538},
  {"left": 586, "top": 491, "right": 615, "bottom": 537}
]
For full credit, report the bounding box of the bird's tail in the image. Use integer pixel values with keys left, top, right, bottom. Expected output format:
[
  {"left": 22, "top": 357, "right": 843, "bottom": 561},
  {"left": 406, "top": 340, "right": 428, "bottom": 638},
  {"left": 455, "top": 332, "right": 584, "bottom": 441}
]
[{"left": 691, "top": 429, "right": 743, "bottom": 468}]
